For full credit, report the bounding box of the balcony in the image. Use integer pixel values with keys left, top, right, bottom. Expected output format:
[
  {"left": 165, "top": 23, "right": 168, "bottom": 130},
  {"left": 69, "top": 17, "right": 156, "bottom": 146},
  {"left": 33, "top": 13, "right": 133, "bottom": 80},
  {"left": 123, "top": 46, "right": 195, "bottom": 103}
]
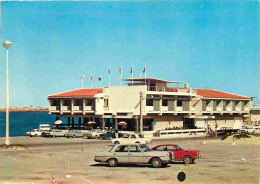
[
  {"left": 62, "top": 106, "right": 71, "bottom": 111},
  {"left": 216, "top": 107, "right": 222, "bottom": 112},
  {"left": 226, "top": 107, "right": 232, "bottom": 112},
  {"left": 176, "top": 107, "right": 183, "bottom": 112},
  {"left": 146, "top": 86, "right": 196, "bottom": 96},
  {"left": 85, "top": 106, "right": 94, "bottom": 111},
  {"left": 235, "top": 107, "right": 241, "bottom": 112},
  {"left": 73, "top": 106, "right": 83, "bottom": 112},
  {"left": 206, "top": 107, "right": 212, "bottom": 112},
  {"left": 50, "top": 106, "right": 60, "bottom": 111},
  {"left": 161, "top": 106, "right": 168, "bottom": 112}
]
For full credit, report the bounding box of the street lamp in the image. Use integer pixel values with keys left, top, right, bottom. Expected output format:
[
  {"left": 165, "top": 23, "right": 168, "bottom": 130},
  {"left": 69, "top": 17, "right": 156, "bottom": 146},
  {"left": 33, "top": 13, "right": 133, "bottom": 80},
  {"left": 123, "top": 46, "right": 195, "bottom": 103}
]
[{"left": 3, "top": 40, "right": 12, "bottom": 145}]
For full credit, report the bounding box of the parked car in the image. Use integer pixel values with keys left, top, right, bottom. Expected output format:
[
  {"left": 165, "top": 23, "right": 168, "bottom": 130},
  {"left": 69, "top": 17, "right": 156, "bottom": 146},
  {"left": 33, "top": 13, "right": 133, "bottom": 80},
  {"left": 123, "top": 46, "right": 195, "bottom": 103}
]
[
  {"left": 64, "top": 130, "right": 84, "bottom": 138},
  {"left": 26, "top": 129, "right": 43, "bottom": 137},
  {"left": 42, "top": 129, "right": 68, "bottom": 137},
  {"left": 84, "top": 129, "right": 106, "bottom": 139},
  {"left": 94, "top": 144, "right": 173, "bottom": 168},
  {"left": 240, "top": 125, "right": 257, "bottom": 134},
  {"left": 151, "top": 144, "right": 200, "bottom": 164},
  {"left": 99, "top": 131, "right": 117, "bottom": 140},
  {"left": 112, "top": 133, "right": 152, "bottom": 145}
]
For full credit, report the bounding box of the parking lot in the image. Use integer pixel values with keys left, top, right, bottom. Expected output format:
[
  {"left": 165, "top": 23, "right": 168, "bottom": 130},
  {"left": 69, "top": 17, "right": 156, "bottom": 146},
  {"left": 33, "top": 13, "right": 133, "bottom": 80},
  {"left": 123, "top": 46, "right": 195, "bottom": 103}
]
[{"left": 0, "top": 136, "right": 259, "bottom": 184}]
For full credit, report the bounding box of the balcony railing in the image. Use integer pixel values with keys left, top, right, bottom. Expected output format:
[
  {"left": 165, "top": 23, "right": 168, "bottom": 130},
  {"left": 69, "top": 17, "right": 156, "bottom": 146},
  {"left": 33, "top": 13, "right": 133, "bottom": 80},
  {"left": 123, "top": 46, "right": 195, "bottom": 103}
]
[
  {"left": 226, "top": 107, "right": 232, "bottom": 112},
  {"left": 161, "top": 106, "right": 168, "bottom": 112},
  {"left": 50, "top": 106, "right": 60, "bottom": 111},
  {"left": 206, "top": 107, "right": 212, "bottom": 112},
  {"left": 147, "top": 86, "right": 197, "bottom": 95},
  {"left": 176, "top": 106, "right": 183, "bottom": 112},
  {"left": 62, "top": 106, "right": 71, "bottom": 111},
  {"left": 235, "top": 107, "right": 241, "bottom": 111},
  {"left": 216, "top": 107, "right": 222, "bottom": 111}
]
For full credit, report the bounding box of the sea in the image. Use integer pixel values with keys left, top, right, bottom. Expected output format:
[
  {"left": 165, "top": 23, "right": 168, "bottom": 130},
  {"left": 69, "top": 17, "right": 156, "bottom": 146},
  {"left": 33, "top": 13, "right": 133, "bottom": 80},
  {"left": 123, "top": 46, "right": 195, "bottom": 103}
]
[{"left": 0, "top": 112, "right": 69, "bottom": 137}]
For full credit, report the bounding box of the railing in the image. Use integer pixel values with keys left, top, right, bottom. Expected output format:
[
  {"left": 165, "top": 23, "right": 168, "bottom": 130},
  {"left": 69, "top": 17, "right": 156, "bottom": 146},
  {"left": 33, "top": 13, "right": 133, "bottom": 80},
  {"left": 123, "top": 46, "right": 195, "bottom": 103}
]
[
  {"left": 62, "top": 106, "right": 71, "bottom": 111},
  {"left": 85, "top": 106, "right": 93, "bottom": 111},
  {"left": 146, "top": 106, "right": 154, "bottom": 112},
  {"left": 161, "top": 106, "right": 168, "bottom": 112},
  {"left": 206, "top": 107, "right": 212, "bottom": 112},
  {"left": 50, "top": 106, "right": 59, "bottom": 111},
  {"left": 73, "top": 106, "right": 83, "bottom": 111},
  {"left": 158, "top": 129, "right": 205, "bottom": 138},
  {"left": 226, "top": 107, "right": 232, "bottom": 112},
  {"left": 176, "top": 106, "right": 183, "bottom": 112},
  {"left": 216, "top": 107, "right": 222, "bottom": 111},
  {"left": 235, "top": 107, "right": 241, "bottom": 111},
  {"left": 147, "top": 86, "right": 197, "bottom": 95}
]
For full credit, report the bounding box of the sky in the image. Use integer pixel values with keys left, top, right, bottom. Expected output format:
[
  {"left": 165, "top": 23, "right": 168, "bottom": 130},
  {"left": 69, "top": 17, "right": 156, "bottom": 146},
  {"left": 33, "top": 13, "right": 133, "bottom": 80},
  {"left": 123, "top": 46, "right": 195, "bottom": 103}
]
[{"left": 0, "top": 0, "right": 259, "bottom": 106}]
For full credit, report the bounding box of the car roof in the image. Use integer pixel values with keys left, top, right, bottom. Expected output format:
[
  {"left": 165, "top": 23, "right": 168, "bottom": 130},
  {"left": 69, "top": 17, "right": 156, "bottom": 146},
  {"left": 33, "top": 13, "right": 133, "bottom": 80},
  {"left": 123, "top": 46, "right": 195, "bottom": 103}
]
[{"left": 152, "top": 144, "right": 176, "bottom": 147}]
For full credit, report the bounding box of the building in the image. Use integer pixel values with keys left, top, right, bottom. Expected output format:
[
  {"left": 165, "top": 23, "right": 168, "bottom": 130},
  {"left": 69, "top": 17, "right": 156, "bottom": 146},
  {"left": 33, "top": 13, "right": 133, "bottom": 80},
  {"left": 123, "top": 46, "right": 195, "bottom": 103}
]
[{"left": 48, "top": 78, "right": 252, "bottom": 137}]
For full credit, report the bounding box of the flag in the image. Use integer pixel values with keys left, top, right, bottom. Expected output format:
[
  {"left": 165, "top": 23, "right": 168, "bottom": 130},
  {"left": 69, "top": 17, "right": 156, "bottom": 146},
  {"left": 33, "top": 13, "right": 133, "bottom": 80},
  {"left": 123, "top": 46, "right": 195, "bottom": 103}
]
[
  {"left": 130, "top": 67, "right": 133, "bottom": 73},
  {"left": 143, "top": 67, "right": 146, "bottom": 73},
  {"left": 108, "top": 68, "right": 111, "bottom": 74},
  {"left": 82, "top": 74, "right": 85, "bottom": 79},
  {"left": 119, "top": 67, "right": 122, "bottom": 74},
  {"left": 91, "top": 76, "right": 93, "bottom": 82},
  {"left": 98, "top": 77, "right": 102, "bottom": 81}
]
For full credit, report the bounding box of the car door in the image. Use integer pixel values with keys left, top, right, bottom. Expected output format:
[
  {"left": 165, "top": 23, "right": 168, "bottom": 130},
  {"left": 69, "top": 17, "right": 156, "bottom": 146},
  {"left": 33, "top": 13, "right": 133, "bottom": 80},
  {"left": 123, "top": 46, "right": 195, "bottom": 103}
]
[
  {"left": 114, "top": 145, "right": 129, "bottom": 163},
  {"left": 128, "top": 145, "right": 143, "bottom": 163},
  {"left": 167, "top": 145, "right": 180, "bottom": 160}
]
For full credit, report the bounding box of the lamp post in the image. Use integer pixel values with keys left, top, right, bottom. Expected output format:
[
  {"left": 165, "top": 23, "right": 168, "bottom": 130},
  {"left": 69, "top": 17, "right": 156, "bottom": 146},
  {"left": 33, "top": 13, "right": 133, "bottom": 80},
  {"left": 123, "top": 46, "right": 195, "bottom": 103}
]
[{"left": 3, "top": 40, "right": 12, "bottom": 145}]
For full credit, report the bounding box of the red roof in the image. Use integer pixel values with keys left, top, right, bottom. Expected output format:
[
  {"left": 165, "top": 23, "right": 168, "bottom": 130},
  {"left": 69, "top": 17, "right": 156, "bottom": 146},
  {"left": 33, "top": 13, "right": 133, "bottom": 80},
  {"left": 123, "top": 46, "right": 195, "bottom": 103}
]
[
  {"left": 48, "top": 88, "right": 103, "bottom": 98},
  {"left": 197, "top": 89, "right": 250, "bottom": 99}
]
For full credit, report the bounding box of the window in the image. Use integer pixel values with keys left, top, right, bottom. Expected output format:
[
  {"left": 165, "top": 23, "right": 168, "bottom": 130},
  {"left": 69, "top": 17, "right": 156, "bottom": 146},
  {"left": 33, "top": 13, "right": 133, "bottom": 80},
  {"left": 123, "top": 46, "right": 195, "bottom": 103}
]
[
  {"left": 166, "top": 145, "right": 177, "bottom": 151},
  {"left": 115, "top": 145, "right": 128, "bottom": 152},
  {"left": 146, "top": 99, "right": 153, "bottom": 106},
  {"left": 129, "top": 145, "right": 140, "bottom": 152},
  {"left": 104, "top": 99, "right": 109, "bottom": 107},
  {"left": 177, "top": 100, "right": 182, "bottom": 107},
  {"left": 162, "top": 99, "right": 168, "bottom": 106},
  {"left": 153, "top": 146, "right": 165, "bottom": 151}
]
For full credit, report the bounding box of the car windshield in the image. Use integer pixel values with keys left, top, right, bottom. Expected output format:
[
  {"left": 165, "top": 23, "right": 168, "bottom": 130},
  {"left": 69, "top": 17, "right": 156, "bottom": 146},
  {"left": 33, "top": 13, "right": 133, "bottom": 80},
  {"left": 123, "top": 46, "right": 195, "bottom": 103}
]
[
  {"left": 175, "top": 144, "right": 183, "bottom": 150},
  {"left": 139, "top": 144, "right": 151, "bottom": 152}
]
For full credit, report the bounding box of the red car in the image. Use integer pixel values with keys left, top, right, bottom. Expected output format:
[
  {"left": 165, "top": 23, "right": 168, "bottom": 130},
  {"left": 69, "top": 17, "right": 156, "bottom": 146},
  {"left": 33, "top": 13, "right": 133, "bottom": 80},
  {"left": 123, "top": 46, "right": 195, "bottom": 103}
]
[{"left": 151, "top": 144, "right": 200, "bottom": 164}]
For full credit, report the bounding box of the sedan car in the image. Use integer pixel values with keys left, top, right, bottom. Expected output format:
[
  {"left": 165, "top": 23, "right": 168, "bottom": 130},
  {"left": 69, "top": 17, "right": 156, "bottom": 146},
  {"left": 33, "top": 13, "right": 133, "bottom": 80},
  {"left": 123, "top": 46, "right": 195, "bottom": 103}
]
[
  {"left": 94, "top": 144, "right": 173, "bottom": 168},
  {"left": 112, "top": 133, "right": 152, "bottom": 145},
  {"left": 151, "top": 144, "right": 200, "bottom": 164},
  {"left": 64, "top": 130, "right": 84, "bottom": 138}
]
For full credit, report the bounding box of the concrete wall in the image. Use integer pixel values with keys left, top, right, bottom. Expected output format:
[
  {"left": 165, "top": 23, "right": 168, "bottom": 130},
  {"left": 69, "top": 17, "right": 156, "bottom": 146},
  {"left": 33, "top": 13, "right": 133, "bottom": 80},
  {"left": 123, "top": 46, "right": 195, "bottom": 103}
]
[
  {"left": 104, "top": 86, "right": 146, "bottom": 116},
  {"left": 153, "top": 116, "right": 183, "bottom": 131}
]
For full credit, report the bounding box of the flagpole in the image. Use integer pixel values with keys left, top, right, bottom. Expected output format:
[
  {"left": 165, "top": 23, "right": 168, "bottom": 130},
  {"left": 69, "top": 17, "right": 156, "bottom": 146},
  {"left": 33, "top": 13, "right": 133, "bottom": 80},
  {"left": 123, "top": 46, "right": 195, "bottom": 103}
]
[
  {"left": 145, "top": 65, "right": 147, "bottom": 86},
  {"left": 120, "top": 67, "right": 122, "bottom": 86},
  {"left": 108, "top": 68, "right": 111, "bottom": 87},
  {"left": 82, "top": 78, "right": 83, "bottom": 88},
  {"left": 132, "top": 66, "right": 133, "bottom": 86}
]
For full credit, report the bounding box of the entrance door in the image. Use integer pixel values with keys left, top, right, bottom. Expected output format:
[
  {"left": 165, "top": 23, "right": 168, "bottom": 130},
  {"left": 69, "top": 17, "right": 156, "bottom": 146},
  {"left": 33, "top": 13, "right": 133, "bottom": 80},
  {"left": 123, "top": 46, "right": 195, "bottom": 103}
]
[
  {"left": 234, "top": 117, "right": 242, "bottom": 129},
  {"left": 183, "top": 118, "right": 195, "bottom": 129}
]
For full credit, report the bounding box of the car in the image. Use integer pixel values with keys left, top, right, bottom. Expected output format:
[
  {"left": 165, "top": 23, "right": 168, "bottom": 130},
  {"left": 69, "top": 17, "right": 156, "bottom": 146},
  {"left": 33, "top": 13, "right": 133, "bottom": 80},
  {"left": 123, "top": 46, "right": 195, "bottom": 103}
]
[
  {"left": 151, "top": 144, "right": 200, "bottom": 164},
  {"left": 94, "top": 143, "right": 173, "bottom": 168},
  {"left": 240, "top": 125, "right": 257, "bottom": 134},
  {"left": 84, "top": 129, "right": 106, "bottom": 139},
  {"left": 112, "top": 133, "right": 152, "bottom": 145},
  {"left": 42, "top": 129, "right": 68, "bottom": 137},
  {"left": 99, "top": 131, "right": 117, "bottom": 140},
  {"left": 64, "top": 130, "right": 84, "bottom": 138},
  {"left": 26, "top": 129, "right": 43, "bottom": 137}
]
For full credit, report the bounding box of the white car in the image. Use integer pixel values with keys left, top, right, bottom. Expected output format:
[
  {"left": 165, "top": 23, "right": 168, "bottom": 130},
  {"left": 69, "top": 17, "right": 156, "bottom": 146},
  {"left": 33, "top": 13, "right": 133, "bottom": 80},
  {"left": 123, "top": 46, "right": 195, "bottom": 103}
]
[
  {"left": 26, "top": 129, "right": 43, "bottom": 137},
  {"left": 84, "top": 129, "right": 107, "bottom": 139},
  {"left": 112, "top": 133, "right": 152, "bottom": 145},
  {"left": 240, "top": 126, "right": 255, "bottom": 134}
]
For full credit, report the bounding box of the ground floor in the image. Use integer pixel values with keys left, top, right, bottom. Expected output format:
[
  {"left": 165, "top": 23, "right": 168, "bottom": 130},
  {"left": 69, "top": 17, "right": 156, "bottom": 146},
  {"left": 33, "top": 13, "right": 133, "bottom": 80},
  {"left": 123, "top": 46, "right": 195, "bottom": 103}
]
[
  {"left": 0, "top": 136, "right": 258, "bottom": 184},
  {"left": 53, "top": 114, "right": 245, "bottom": 135}
]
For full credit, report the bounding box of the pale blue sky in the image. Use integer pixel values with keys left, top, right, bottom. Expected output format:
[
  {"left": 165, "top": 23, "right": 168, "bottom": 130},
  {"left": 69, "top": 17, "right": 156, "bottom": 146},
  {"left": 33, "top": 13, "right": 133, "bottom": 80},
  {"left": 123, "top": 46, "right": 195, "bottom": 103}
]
[{"left": 0, "top": 1, "right": 259, "bottom": 106}]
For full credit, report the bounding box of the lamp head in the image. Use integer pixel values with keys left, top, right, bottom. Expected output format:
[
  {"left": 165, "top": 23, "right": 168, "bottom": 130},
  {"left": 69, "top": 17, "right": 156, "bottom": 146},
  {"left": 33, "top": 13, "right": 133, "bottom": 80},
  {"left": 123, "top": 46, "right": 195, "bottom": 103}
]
[{"left": 3, "top": 40, "right": 12, "bottom": 48}]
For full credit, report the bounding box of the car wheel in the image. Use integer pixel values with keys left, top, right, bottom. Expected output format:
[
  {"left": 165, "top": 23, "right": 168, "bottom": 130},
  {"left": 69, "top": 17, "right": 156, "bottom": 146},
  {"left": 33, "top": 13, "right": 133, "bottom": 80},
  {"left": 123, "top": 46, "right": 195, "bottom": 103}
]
[
  {"left": 52, "top": 135, "right": 55, "bottom": 137},
  {"left": 183, "top": 156, "right": 192, "bottom": 164},
  {"left": 135, "top": 141, "right": 140, "bottom": 144},
  {"left": 151, "top": 158, "right": 162, "bottom": 168},
  {"left": 114, "top": 141, "right": 120, "bottom": 145},
  {"left": 72, "top": 135, "right": 76, "bottom": 138},
  {"left": 34, "top": 135, "right": 38, "bottom": 137},
  {"left": 95, "top": 135, "right": 98, "bottom": 139},
  {"left": 192, "top": 159, "right": 195, "bottom": 164},
  {"left": 108, "top": 158, "right": 118, "bottom": 167}
]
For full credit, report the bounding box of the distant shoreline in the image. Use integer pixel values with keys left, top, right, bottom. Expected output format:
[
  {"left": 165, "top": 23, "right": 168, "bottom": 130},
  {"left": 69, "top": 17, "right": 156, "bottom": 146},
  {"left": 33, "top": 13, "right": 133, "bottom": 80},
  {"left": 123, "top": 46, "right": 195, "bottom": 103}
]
[{"left": 0, "top": 110, "right": 49, "bottom": 112}]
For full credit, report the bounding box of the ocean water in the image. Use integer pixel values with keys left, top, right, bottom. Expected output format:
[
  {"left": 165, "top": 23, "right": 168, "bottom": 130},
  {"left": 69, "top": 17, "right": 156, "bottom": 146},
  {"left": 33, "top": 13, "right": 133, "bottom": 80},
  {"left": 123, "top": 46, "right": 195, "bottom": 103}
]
[{"left": 0, "top": 112, "right": 60, "bottom": 137}]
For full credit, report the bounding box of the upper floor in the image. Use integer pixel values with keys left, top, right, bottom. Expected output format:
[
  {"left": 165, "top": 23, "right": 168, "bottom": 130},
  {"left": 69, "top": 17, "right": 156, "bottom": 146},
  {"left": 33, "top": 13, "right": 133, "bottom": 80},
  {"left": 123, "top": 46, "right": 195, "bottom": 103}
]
[{"left": 48, "top": 78, "right": 252, "bottom": 118}]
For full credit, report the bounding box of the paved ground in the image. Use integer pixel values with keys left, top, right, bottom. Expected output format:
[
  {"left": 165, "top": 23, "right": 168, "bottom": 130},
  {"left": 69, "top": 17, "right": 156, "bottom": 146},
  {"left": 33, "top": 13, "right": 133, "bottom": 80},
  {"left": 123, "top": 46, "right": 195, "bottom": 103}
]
[{"left": 0, "top": 136, "right": 259, "bottom": 184}]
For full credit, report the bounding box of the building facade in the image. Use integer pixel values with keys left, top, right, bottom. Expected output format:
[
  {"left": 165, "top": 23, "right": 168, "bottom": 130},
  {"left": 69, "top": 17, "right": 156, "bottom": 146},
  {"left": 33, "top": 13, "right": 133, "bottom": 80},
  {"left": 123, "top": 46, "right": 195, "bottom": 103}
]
[{"left": 48, "top": 78, "right": 252, "bottom": 136}]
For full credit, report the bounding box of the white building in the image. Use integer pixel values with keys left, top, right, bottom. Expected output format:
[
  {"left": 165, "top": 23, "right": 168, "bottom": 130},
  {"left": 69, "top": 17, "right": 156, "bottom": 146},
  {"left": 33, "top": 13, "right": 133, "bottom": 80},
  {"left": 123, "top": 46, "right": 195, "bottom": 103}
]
[{"left": 48, "top": 78, "right": 252, "bottom": 137}]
